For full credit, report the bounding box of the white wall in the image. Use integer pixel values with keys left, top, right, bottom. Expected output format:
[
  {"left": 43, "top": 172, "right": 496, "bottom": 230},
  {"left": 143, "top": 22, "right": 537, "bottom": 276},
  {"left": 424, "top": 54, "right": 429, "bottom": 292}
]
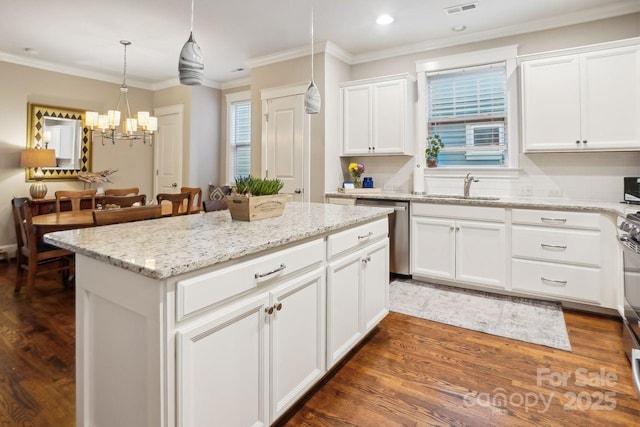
[
  {"left": 342, "top": 13, "right": 640, "bottom": 202},
  {"left": 190, "top": 86, "right": 221, "bottom": 193},
  {"left": 324, "top": 54, "right": 351, "bottom": 193}
]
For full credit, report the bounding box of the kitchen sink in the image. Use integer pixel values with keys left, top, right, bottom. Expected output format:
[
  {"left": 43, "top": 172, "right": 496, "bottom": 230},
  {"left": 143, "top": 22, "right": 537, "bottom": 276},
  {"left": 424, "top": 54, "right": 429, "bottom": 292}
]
[{"left": 425, "top": 194, "right": 500, "bottom": 201}]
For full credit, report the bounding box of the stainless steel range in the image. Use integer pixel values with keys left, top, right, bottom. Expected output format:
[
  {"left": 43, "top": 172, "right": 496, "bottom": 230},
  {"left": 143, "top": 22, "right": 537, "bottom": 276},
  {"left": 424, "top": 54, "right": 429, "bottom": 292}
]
[{"left": 618, "top": 212, "right": 640, "bottom": 398}]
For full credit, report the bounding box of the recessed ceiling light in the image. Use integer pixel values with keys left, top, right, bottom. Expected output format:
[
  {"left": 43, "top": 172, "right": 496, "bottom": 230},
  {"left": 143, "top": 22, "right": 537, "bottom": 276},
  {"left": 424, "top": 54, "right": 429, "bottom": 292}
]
[
  {"left": 452, "top": 25, "right": 467, "bottom": 32},
  {"left": 376, "top": 14, "right": 394, "bottom": 25}
]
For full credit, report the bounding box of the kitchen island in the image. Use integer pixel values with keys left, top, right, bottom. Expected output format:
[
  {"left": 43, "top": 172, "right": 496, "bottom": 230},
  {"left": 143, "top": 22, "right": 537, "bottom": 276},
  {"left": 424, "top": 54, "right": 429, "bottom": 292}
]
[{"left": 45, "top": 202, "right": 392, "bottom": 427}]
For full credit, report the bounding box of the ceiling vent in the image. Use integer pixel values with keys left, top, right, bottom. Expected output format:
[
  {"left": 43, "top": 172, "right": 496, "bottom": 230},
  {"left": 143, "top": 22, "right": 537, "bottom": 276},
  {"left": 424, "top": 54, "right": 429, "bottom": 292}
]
[{"left": 443, "top": 2, "right": 478, "bottom": 15}]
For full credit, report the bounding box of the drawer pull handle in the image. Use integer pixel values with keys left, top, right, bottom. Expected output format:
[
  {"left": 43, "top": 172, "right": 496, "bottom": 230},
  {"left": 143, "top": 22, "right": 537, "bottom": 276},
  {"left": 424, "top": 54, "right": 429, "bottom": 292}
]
[
  {"left": 358, "top": 232, "right": 374, "bottom": 240},
  {"left": 255, "top": 263, "right": 286, "bottom": 279},
  {"left": 541, "top": 217, "right": 567, "bottom": 223},
  {"left": 541, "top": 277, "right": 567, "bottom": 286},
  {"left": 540, "top": 243, "right": 567, "bottom": 250}
]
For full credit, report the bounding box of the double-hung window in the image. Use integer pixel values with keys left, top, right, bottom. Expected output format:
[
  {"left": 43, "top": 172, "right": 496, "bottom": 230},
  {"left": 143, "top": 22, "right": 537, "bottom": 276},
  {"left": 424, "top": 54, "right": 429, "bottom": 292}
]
[
  {"left": 226, "top": 91, "right": 251, "bottom": 183},
  {"left": 417, "top": 46, "right": 518, "bottom": 168}
]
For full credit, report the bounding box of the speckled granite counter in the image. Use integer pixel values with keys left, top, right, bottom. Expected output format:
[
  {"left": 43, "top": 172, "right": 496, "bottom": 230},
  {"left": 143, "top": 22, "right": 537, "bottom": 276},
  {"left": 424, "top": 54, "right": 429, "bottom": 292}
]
[
  {"left": 44, "top": 202, "right": 392, "bottom": 280},
  {"left": 326, "top": 191, "right": 630, "bottom": 217}
]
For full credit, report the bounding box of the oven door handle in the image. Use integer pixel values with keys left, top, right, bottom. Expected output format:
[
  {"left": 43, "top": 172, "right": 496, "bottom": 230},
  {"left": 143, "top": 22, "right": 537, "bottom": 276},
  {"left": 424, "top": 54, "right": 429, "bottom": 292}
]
[{"left": 632, "top": 349, "right": 640, "bottom": 398}]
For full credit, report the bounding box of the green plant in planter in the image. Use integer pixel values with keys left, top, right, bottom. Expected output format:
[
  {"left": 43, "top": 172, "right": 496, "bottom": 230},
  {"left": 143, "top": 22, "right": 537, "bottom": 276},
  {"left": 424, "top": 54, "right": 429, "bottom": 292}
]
[
  {"left": 425, "top": 134, "right": 444, "bottom": 167},
  {"left": 233, "top": 175, "right": 284, "bottom": 196}
]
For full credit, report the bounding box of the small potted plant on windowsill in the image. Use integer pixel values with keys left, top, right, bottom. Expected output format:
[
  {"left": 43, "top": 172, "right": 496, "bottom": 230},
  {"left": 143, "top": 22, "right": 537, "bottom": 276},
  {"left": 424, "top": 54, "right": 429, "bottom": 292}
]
[
  {"left": 226, "top": 175, "right": 289, "bottom": 221},
  {"left": 425, "top": 134, "right": 444, "bottom": 168}
]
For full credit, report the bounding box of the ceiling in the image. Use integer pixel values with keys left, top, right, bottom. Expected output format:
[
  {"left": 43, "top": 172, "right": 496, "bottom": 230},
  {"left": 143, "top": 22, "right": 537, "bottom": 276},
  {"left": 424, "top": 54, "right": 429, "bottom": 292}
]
[{"left": 0, "top": 0, "right": 638, "bottom": 89}]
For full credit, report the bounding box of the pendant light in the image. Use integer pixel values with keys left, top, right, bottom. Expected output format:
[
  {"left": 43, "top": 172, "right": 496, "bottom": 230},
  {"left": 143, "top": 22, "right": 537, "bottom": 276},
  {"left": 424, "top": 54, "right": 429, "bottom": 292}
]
[
  {"left": 178, "top": 0, "right": 204, "bottom": 85},
  {"left": 304, "top": 0, "right": 321, "bottom": 114}
]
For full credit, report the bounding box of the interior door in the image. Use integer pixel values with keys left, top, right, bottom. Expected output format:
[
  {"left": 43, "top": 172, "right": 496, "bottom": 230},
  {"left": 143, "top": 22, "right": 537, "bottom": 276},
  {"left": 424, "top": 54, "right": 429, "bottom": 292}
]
[
  {"left": 264, "top": 95, "right": 304, "bottom": 202},
  {"left": 153, "top": 105, "right": 183, "bottom": 197}
]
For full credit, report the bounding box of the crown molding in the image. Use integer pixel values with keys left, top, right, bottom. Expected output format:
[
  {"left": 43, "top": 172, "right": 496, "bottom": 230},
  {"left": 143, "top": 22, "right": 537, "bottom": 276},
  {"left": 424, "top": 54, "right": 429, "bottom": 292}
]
[
  {"left": 0, "top": 51, "right": 155, "bottom": 90},
  {"left": 220, "top": 77, "right": 251, "bottom": 91},
  {"left": 351, "top": 0, "right": 640, "bottom": 64},
  {"left": 151, "top": 77, "right": 221, "bottom": 91},
  {"left": 245, "top": 41, "right": 351, "bottom": 69},
  {"left": 323, "top": 41, "right": 353, "bottom": 64}
]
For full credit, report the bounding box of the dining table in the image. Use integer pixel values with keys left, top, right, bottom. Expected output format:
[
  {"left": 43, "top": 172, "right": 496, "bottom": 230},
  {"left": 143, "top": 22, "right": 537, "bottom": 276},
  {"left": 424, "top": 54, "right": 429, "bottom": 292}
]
[{"left": 32, "top": 204, "right": 175, "bottom": 236}]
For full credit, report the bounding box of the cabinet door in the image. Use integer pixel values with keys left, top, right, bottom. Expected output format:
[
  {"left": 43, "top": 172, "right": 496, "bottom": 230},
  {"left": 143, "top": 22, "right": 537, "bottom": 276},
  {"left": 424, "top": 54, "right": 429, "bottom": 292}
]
[
  {"left": 372, "top": 79, "right": 406, "bottom": 154},
  {"left": 581, "top": 46, "right": 640, "bottom": 150},
  {"left": 411, "top": 217, "right": 455, "bottom": 280},
  {"left": 362, "top": 238, "right": 390, "bottom": 332},
  {"left": 522, "top": 55, "right": 582, "bottom": 151},
  {"left": 342, "top": 85, "right": 372, "bottom": 155},
  {"left": 456, "top": 220, "right": 506, "bottom": 289},
  {"left": 177, "top": 294, "right": 270, "bottom": 427},
  {"left": 270, "top": 269, "right": 325, "bottom": 421},
  {"left": 326, "top": 250, "right": 363, "bottom": 368}
]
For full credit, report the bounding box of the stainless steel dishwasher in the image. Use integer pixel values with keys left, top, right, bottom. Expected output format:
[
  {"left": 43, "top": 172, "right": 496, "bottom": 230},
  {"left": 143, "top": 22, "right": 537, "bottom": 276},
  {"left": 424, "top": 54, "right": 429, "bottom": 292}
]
[{"left": 355, "top": 198, "right": 410, "bottom": 276}]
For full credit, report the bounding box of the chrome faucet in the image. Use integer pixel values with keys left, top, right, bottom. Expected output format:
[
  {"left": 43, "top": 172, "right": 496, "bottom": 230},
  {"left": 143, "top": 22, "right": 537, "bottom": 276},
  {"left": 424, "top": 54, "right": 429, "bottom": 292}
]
[{"left": 464, "top": 173, "right": 479, "bottom": 197}]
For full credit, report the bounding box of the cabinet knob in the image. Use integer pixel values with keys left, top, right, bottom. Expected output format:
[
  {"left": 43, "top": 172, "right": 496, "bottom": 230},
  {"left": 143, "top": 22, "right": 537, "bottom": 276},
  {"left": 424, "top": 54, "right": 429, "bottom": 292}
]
[
  {"left": 450, "top": 225, "right": 455, "bottom": 230},
  {"left": 265, "top": 306, "right": 274, "bottom": 315},
  {"left": 456, "top": 226, "right": 460, "bottom": 231},
  {"left": 275, "top": 302, "right": 283, "bottom": 311},
  {"left": 576, "top": 140, "right": 580, "bottom": 144},
  {"left": 583, "top": 140, "right": 587, "bottom": 144}
]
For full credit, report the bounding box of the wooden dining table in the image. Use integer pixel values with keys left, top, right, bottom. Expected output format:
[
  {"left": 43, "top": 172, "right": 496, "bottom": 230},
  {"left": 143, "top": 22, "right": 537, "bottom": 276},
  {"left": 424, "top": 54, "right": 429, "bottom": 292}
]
[{"left": 32, "top": 204, "right": 175, "bottom": 235}]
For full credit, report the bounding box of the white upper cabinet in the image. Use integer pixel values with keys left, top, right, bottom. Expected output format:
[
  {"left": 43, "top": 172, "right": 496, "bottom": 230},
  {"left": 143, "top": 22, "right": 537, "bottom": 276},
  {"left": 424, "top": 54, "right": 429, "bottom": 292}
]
[
  {"left": 340, "top": 74, "right": 414, "bottom": 156},
  {"left": 521, "top": 40, "right": 640, "bottom": 152}
]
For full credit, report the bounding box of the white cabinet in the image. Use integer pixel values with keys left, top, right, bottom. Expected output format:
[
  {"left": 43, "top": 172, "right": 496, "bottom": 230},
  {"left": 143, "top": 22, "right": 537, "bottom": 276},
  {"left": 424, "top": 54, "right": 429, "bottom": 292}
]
[
  {"left": 340, "top": 74, "right": 414, "bottom": 156},
  {"left": 411, "top": 204, "right": 506, "bottom": 289},
  {"left": 511, "top": 209, "right": 604, "bottom": 305},
  {"left": 177, "top": 268, "right": 325, "bottom": 427},
  {"left": 521, "top": 41, "right": 640, "bottom": 152},
  {"left": 326, "top": 220, "right": 390, "bottom": 368}
]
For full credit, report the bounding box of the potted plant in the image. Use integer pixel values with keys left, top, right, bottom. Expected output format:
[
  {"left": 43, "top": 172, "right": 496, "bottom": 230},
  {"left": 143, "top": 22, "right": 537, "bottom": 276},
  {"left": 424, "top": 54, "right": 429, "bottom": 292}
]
[
  {"left": 425, "top": 134, "right": 444, "bottom": 168},
  {"left": 226, "top": 176, "right": 288, "bottom": 221}
]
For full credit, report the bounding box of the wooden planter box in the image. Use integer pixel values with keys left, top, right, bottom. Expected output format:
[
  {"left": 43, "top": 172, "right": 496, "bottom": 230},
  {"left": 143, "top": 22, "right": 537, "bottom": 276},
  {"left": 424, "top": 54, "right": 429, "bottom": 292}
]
[{"left": 226, "top": 194, "right": 289, "bottom": 221}]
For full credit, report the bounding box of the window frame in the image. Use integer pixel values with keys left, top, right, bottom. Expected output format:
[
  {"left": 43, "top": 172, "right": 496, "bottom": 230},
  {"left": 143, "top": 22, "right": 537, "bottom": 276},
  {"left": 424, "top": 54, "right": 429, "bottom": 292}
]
[
  {"left": 225, "top": 90, "right": 251, "bottom": 185},
  {"left": 416, "top": 45, "right": 519, "bottom": 170}
]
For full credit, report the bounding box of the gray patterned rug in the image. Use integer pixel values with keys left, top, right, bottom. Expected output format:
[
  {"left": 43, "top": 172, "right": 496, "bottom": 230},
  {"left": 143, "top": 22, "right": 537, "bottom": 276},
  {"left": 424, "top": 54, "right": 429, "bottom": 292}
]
[{"left": 390, "top": 280, "right": 571, "bottom": 351}]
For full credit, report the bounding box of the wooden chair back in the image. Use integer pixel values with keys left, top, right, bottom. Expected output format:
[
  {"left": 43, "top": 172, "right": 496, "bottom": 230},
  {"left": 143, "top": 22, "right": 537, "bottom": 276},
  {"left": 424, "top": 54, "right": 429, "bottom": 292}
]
[
  {"left": 100, "top": 194, "right": 147, "bottom": 208},
  {"left": 104, "top": 187, "right": 139, "bottom": 196},
  {"left": 55, "top": 189, "right": 96, "bottom": 212},
  {"left": 93, "top": 205, "right": 162, "bottom": 226},
  {"left": 12, "top": 197, "right": 74, "bottom": 296},
  {"left": 156, "top": 192, "right": 192, "bottom": 216},
  {"left": 180, "top": 186, "right": 203, "bottom": 213},
  {"left": 202, "top": 199, "right": 228, "bottom": 212}
]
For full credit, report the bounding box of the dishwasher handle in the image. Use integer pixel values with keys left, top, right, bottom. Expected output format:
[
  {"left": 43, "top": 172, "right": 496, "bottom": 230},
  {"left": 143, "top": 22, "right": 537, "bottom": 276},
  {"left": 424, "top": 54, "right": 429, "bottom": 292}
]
[{"left": 357, "top": 204, "right": 406, "bottom": 212}]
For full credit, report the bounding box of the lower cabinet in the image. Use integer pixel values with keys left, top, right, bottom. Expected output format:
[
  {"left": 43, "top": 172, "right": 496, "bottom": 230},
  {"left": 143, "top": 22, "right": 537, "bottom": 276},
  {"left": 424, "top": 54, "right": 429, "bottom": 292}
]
[
  {"left": 177, "top": 268, "right": 325, "bottom": 427},
  {"left": 326, "top": 238, "right": 390, "bottom": 368},
  {"left": 411, "top": 215, "right": 506, "bottom": 289}
]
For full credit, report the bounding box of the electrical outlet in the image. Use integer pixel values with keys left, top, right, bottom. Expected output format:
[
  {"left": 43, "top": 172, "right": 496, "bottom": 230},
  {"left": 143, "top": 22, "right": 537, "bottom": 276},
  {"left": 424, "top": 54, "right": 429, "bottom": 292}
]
[{"left": 520, "top": 184, "right": 533, "bottom": 196}]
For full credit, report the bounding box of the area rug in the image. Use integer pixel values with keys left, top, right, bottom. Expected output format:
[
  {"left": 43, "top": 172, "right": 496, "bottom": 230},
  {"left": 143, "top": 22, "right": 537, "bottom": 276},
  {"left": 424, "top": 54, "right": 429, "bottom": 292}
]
[{"left": 389, "top": 279, "right": 571, "bottom": 351}]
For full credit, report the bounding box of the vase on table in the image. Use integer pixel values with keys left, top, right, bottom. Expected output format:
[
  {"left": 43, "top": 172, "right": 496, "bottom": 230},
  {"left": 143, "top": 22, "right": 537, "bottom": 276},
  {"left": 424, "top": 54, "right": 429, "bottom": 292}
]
[
  {"left": 427, "top": 157, "right": 438, "bottom": 168},
  {"left": 352, "top": 175, "right": 362, "bottom": 188}
]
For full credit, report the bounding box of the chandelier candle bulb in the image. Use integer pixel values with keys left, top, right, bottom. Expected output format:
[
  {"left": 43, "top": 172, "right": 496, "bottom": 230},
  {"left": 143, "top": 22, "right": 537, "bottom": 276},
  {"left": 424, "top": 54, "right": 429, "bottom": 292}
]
[
  {"left": 85, "top": 111, "right": 98, "bottom": 128},
  {"left": 108, "top": 110, "right": 120, "bottom": 128},
  {"left": 137, "top": 111, "right": 149, "bottom": 128},
  {"left": 147, "top": 117, "right": 158, "bottom": 132},
  {"left": 97, "top": 115, "right": 108, "bottom": 131},
  {"left": 125, "top": 118, "right": 137, "bottom": 133}
]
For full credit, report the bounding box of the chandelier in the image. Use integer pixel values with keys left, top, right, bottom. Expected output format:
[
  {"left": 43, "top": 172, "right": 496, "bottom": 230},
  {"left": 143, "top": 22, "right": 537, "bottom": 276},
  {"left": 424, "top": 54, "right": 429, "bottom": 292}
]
[{"left": 85, "top": 40, "right": 157, "bottom": 145}]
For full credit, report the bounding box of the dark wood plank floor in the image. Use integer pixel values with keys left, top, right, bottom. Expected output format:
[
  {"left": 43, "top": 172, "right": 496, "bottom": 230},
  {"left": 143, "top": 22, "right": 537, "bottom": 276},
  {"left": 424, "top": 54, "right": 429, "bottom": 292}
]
[{"left": 0, "top": 259, "right": 639, "bottom": 426}]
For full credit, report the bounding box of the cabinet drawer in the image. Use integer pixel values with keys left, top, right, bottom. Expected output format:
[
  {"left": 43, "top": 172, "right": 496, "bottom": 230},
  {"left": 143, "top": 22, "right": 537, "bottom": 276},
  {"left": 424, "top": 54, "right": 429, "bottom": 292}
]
[
  {"left": 512, "top": 258, "right": 601, "bottom": 304},
  {"left": 512, "top": 209, "right": 600, "bottom": 230},
  {"left": 412, "top": 203, "right": 505, "bottom": 222},
  {"left": 512, "top": 226, "right": 601, "bottom": 266},
  {"left": 327, "top": 218, "right": 388, "bottom": 259},
  {"left": 177, "top": 239, "right": 324, "bottom": 319}
]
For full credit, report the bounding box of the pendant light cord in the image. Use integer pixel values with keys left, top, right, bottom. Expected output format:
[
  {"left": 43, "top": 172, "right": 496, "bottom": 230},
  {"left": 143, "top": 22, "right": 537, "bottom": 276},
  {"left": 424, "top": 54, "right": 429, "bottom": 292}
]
[
  {"left": 122, "top": 43, "right": 127, "bottom": 87},
  {"left": 191, "top": 0, "right": 195, "bottom": 33},
  {"left": 310, "top": 0, "right": 314, "bottom": 81}
]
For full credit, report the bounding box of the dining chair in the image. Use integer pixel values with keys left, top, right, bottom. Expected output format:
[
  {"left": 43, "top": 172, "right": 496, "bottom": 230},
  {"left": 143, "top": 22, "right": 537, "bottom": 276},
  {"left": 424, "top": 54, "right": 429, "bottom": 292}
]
[
  {"left": 202, "top": 199, "right": 228, "bottom": 212},
  {"left": 12, "top": 197, "right": 74, "bottom": 296},
  {"left": 156, "top": 192, "right": 192, "bottom": 216},
  {"left": 93, "top": 205, "right": 162, "bottom": 226},
  {"left": 55, "top": 189, "right": 96, "bottom": 212},
  {"left": 104, "top": 187, "right": 139, "bottom": 196},
  {"left": 99, "top": 194, "right": 146, "bottom": 208},
  {"left": 180, "top": 186, "right": 203, "bottom": 213}
]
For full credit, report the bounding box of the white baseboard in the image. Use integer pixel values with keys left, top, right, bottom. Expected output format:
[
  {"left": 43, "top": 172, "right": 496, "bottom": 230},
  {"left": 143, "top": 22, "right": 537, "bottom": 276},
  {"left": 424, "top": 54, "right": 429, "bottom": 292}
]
[{"left": 0, "top": 244, "right": 17, "bottom": 260}]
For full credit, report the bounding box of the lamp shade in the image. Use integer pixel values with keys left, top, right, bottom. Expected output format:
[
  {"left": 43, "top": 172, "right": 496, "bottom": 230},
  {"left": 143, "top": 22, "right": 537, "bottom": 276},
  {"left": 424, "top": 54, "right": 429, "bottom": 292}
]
[
  {"left": 21, "top": 149, "right": 57, "bottom": 168},
  {"left": 179, "top": 32, "right": 204, "bottom": 86}
]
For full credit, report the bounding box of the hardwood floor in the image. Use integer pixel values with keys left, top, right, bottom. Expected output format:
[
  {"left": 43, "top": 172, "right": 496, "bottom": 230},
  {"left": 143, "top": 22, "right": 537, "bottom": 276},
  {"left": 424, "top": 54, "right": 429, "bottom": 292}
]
[{"left": 0, "top": 259, "right": 638, "bottom": 426}]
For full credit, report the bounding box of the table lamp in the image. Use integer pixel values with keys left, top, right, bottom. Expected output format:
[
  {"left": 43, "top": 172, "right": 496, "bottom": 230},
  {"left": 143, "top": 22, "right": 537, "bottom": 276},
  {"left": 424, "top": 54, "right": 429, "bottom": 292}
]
[{"left": 21, "top": 148, "right": 57, "bottom": 199}]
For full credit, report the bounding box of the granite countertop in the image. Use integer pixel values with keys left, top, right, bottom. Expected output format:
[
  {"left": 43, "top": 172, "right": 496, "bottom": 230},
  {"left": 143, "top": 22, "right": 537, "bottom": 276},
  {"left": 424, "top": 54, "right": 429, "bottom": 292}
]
[
  {"left": 326, "top": 191, "right": 630, "bottom": 217},
  {"left": 44, "top": 202, "right": 393, "bottom": 280}
]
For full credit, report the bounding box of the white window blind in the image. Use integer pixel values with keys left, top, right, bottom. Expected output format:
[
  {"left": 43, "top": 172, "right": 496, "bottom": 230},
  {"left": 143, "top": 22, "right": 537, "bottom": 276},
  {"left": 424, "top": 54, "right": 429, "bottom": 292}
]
[
  {"left": 229, "top": 100, "right": 251, "bottom": 181},
  {"left": 427, "top": 62, "right": 507, "bottom": 166}
]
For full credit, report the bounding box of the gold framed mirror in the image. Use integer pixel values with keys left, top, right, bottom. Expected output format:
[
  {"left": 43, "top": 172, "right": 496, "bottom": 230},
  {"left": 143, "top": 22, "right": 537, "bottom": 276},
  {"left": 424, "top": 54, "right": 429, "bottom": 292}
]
[{"left": 26, "top": 103, "right": 92, "bottom": 180}]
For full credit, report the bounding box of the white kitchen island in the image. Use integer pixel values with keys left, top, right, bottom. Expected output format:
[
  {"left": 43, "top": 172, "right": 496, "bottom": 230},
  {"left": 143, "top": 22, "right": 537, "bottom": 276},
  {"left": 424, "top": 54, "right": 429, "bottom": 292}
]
[{"left": 44, "top": 202, "right": 392, "bottom": 427}]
